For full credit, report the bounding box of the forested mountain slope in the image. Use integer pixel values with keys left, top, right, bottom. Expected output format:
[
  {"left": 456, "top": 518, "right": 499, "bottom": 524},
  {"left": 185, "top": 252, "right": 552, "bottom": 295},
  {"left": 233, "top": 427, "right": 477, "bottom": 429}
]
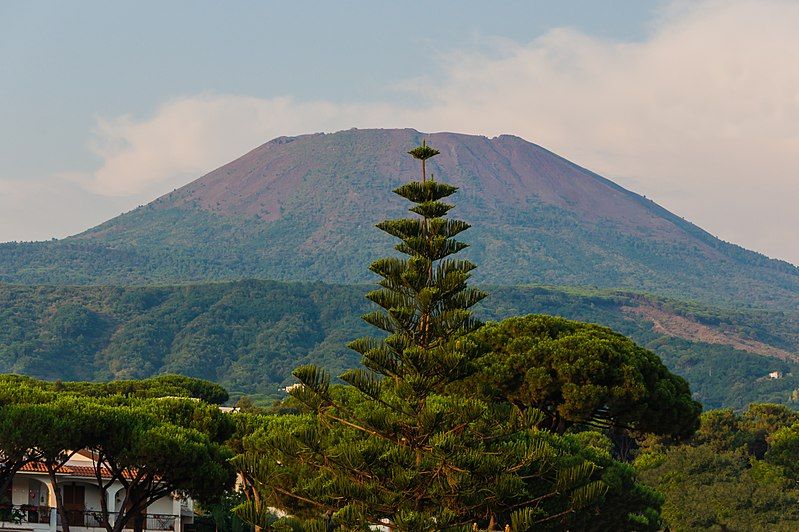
[
  {"left": 1, "top": 280, "right": 796, "bottom": 408},
  {"left": 1, "top": 128, "right": 796, "bottom": 309}
]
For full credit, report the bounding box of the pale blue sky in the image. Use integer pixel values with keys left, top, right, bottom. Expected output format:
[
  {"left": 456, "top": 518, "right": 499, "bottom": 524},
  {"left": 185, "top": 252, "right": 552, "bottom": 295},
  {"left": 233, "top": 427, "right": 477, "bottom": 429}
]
[
  {"left": 2, "top": 1, "right": 798, "bottom": 265},
  {"left": 1, "top": 1, "right": 662, "bottom": 177}
]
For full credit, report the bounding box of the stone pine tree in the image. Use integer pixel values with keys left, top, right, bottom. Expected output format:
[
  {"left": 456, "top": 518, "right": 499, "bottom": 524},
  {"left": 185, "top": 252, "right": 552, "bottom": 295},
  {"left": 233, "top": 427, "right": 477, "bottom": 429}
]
[{"left": 234, "top": 142, "right": 608, "bottom": 531}]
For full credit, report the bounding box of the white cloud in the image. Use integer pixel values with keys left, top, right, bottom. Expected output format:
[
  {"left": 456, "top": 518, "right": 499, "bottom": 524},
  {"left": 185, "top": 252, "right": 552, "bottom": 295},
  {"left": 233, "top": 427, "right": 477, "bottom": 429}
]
[
  {"left": 412, "top": 0, "right": 799, "bottom": 263},
  {"left": 72, "top": 95, "right": 402, "bottom": 196},
  {"left": 64, "top": 0, "right": 799, "bottom": 264}
]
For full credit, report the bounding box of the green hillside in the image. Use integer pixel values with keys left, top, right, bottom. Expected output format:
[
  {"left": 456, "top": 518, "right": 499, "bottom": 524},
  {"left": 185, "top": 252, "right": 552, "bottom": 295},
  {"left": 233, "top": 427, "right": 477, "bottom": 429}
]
[
  {"left": 1, "top": 129, "right": 797, "bottom": 310},
  {"left": 1, "top": 280, "right": 796, "bottom": 409}
]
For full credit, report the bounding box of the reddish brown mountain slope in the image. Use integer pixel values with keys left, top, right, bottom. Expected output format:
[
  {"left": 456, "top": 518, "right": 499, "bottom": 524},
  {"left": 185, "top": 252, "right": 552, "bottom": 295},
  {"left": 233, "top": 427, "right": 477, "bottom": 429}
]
[
  {"left": 156, "top": 130, "right": 690, "bottom": 241},
  {"left": 2, "top": 128, "right": 797, "bottom": 310}
]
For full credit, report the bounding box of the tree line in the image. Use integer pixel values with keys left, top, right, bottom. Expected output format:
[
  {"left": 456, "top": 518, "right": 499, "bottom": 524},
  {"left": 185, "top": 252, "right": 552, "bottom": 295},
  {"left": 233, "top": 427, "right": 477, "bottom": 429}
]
[
  {"left": 2, "top": 270, "right": 796, "bottom": 410},
  {"left": 6, "top": 373, "right": 799, "bottom": 529}
]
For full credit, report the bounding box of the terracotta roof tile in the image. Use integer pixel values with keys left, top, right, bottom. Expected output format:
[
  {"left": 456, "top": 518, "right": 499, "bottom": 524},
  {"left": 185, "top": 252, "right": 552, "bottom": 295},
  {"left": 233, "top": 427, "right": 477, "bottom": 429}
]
[
  {"left": 20, "top": 463, "right": 48, "bottom": 472},
  {"left": 65, "top": 465, "right": 106, "bottom": 478},
  {"left": 19, "top": 463, "right": 121, "bottom": 479}
]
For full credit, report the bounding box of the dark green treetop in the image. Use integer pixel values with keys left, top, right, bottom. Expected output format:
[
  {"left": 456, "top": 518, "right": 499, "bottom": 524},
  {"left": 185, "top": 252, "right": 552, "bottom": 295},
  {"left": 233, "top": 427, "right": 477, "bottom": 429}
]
[
  {"left": 348, "top": 150, "right": 487, "bottom": 394},
  {"left": 0, "top": 374, "right": 229, "bottom": 404},
  {"left": 407, "top": 139, "right": 440, "bottom": 185},
  {"left": 637, "top": 404, "right": 799, "bottom": 530},
  {"left": 460, "top": 315, "right": 701, "bottom": 439}
]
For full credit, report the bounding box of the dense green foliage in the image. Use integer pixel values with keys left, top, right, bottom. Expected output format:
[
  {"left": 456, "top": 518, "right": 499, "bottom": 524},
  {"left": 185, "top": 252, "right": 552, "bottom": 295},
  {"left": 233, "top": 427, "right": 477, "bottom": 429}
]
[
  {"left": 0, "top": 281, "right": 796, "bottom": 409},
  {"left": 0, "top": 377, "right": 236, "bottom": 532},
  {"left": 637, "top": 404, "right": 799, "bottom": 530},
  {"left": 0, "top": 129, "right": 796, "bottom": 311},
  {"left": 235, "top": 402, "right": 665, "bottom": 531},
  {"left": 461, "top": 315, "right": 701, "bottom": 437},
  {"left": 0, "top": 281, "right": 366, "bottom": 402},
  {"left": 0, "top": 374, "right": 228, "bottom": 403}
]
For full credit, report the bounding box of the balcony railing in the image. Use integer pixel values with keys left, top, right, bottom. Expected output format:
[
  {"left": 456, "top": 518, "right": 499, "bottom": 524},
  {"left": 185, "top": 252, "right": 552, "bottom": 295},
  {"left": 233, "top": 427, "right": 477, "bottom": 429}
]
[
  {"left": 1, "top": 505, "right": 177, "bottom": 531},
  {"left": 60, "top": 509, "right": 106, "bottom": 528},
  {"left": 0, "top": 504, "right": 52, "bottom": 525},
  {"left": 144, "top": 514, "right": 177, "bottom": 531},
  {"left": 56, "top": 510, "right": 177, "bottom": 531}
]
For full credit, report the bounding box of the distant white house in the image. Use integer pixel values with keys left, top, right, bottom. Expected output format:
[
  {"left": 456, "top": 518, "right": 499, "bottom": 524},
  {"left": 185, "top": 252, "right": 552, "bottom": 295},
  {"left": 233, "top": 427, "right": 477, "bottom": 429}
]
[
  {"left": 769, "top": 371, "right": 784, "bottom": 379},
  {"left": 1, "top": 451, "right": 193, "bottom": 532}
]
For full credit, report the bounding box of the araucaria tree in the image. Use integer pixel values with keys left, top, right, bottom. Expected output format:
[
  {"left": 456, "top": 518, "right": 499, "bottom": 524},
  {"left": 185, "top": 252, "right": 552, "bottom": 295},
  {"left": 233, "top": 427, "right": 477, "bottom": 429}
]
[
  {"left": 239, "top": 143, "right": 620, "bottom": 530},
  {"left": 309, "top": 142, "right": 494, "bottom": 526},
  {"left": 342, "top": 140, "right": 490, "bottom": 482}
]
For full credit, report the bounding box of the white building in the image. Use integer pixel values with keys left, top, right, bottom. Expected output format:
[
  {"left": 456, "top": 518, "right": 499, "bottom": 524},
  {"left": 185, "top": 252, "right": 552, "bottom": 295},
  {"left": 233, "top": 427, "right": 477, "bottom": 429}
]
[{"left": 1, "top": 451, "right": 193, "bottom": 532}]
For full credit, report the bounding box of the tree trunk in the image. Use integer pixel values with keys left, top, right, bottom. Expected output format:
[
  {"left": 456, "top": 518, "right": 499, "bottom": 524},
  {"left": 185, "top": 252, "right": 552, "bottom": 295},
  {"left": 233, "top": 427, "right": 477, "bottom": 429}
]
[
  {"left": 47, "top": 465, "right": 70, "bottom": 532},
  {"left": 611, "top": 426, "right": 633, "bottom": 461},
  {"left": 251, "top": 485, "right": 262, "bottom": 532},
  {"left": 98, "top": 484, "right": 113, "bottom": 532},
  {"left": 133, "top": 512, "right": 145, "bottom": 532},
  {"left": 131, "top": 493, "right": 147, "bottom": 532},
  {"left": 0, "top": 469, "right": 17, "bottom": 499},
  {"left": 111, "top": 495, "right": 137, "bottom": 532},
  {"left": 111, "top": 512, "right": 125, "bottom": 532},
  {"left": 111, "top": 515, "right": 126, "bottom": 532},
  {"left": 112, "top": 506, "right": 140, "bottom": 532}
]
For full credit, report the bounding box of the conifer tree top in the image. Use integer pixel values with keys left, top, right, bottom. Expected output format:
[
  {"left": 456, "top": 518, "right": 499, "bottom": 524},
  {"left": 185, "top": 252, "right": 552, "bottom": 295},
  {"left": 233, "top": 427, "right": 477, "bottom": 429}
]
[{"left": 407, "top": 140, "right": 440, "bottom": 161}]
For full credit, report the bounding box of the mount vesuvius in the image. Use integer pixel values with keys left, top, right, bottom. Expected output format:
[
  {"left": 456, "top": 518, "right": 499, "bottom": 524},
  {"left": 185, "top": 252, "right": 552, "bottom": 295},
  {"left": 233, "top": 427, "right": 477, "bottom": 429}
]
[{"left": 1, "top": 128, "right": 796, "bottom": 309}]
